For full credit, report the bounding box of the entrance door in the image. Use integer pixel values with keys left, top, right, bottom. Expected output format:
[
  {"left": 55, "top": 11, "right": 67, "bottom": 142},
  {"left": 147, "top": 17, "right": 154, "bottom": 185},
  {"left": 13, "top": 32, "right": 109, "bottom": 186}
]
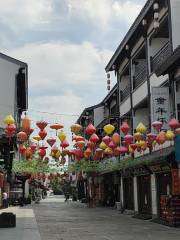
[
  {"left": 138, "top": 175, "right": 152, "bottom": 215},
  {"left": 156, "top": 172, "right": 171, "bottom": 217},
  {"left": 123, "top": 178, "right": 134, "bottom": 210}
]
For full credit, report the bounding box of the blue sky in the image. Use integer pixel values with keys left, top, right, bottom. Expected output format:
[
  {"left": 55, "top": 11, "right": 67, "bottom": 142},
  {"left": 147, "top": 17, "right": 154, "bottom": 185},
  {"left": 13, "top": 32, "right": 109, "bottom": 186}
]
[{"left": 0, "top": 0, "right": 146, "bottom": 136}]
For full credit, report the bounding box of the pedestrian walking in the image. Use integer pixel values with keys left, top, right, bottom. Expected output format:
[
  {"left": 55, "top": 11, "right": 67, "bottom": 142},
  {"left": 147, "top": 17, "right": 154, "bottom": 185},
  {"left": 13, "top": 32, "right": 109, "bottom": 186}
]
[{"left": 2, "top": 191, "right": 8, "bottom": 208}]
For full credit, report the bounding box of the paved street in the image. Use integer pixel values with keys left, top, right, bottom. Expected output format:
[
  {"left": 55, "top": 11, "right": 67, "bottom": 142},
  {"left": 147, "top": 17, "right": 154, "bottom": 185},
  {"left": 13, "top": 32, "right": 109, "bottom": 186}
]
[{"left": 33, "top": 195, "right": 180, "bottom": 240}]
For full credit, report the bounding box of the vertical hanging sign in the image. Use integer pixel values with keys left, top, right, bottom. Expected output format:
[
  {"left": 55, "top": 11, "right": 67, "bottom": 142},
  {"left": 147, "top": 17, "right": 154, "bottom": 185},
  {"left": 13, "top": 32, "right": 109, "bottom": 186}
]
[{"left": 151, "top": 87, "right": 170, "bottom": 131}]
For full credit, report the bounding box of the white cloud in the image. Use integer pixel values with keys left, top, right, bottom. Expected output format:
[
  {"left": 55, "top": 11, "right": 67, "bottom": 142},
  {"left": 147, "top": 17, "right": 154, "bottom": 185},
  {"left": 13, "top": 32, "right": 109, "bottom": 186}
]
[{"left": 0, "top": 0, "right": 53, "bottom": 31}]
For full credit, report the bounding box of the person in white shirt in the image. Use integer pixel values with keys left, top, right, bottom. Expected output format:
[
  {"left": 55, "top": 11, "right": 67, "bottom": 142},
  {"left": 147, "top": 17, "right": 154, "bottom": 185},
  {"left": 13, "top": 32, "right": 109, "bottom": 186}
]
[{"left": 2, "top": 192, "right": 8, "bottom": 208}]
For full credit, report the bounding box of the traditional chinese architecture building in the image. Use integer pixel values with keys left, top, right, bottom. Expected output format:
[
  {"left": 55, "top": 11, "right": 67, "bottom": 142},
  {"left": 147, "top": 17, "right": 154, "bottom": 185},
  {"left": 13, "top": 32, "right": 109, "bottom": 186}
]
[{"left": 0, "top": 52, "right": 28, "bottom": 208}]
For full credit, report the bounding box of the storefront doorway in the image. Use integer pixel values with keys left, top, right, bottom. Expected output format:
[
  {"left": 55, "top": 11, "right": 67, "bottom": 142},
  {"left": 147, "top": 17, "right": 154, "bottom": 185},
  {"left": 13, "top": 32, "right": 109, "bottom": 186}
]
[
  {"left": 137, "top": 175, "right": 152, "bottom": 215},
  {"left": 123, "top": 177, "right": 134, "bottom": 210}
]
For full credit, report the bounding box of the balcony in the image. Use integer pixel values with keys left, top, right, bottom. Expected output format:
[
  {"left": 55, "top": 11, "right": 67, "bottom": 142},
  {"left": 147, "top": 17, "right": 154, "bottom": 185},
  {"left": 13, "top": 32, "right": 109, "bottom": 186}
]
[
  {"left": 151, "top": 42, "right": 171, "bottom": 72},
  {"left": 133, "top": 66, "right": 147, "bottom": 90},
  {"left": 120, "top": 84, "right": 130, "bottom": 102}
]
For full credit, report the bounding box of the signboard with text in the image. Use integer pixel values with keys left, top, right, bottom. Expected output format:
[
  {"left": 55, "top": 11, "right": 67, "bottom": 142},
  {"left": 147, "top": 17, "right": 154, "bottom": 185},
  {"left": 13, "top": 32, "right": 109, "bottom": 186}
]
[{"left": 151, "top": 87, "right": 170, "bottom": 131}]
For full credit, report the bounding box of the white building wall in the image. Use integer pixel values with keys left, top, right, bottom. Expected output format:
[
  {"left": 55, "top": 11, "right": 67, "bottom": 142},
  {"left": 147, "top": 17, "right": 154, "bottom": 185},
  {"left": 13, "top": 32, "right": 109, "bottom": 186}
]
[
  {"left": 94, "top": 106, "right": 104, "bottom": 127},
  {"left": 132, "top": 81, "right": 147, "bottom": 107},
  {"left": 170, "top": 0, "right": 180, "bottom": 50},
  {"left": 120, "top": 98, "right": 131, "bottom": 116},
  {"left": 0, "top": 58, "right": 20, "bottom": 128},
  {"left": 120, "top": 75, "right": 129, "bottom": 90},
  {"left": 150, "top": 73, "right": 168, "bottom": 89}
]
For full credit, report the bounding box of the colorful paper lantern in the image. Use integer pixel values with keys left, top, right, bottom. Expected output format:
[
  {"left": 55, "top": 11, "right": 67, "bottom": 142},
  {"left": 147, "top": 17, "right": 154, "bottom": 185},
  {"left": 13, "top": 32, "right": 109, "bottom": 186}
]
[
  {"left": 104, "top": 147, "right": 113, "bottom": 155},
  {"left": 112, "top": 133, "right": 120, "bottom": 145},
  {"left": 39, "top": 129, "right": 47, "bottom": 140},
  {"left": 102, "top": 136, "right": 111, "bottom": 146},
  {"left": 120, "top": 121, "right": 129, "bottom": 135},
  {"left": 99, "top": 142, "right": 107, "bottom": 150},
  {"left": 152, "top": 121, "right": 163, "bottom": 132},
  {"left": 36, "top": 120, "right": 48, "bottom": 131},
  {"left": 61, "top": 140, "right": 69, "bottom": 149},
  {"left": 58, "top": 131, "right": 66, "bottom": 142},
  {"left": 136, "top": 122, "right": 147, "bottom": 134},
  {"left": 124, "top": 134, "right": 133, "bottom": 145},
  {"left": 103, "top": 124, "right": 115, "bottom": 135},
  {"left": 134, "top": 132, "right": 143, "bottom": 141},
  {"left": 114, "top": 147, "right": 121, "bottom": 156},
  {"left": 108, "top": 141, "right": 116, "bottom": 149},
  {"left": 19, "top": 145, "right": 26, "bottom": 155},
  {"left": 25, "top": 147, "right": 33, "bottom": 159},
  {"left": 156, "top": 131, "right": 166, "bottom": 145},
  {"left": 130, "top": 143, "right": 137, "bottom": 152},
  {"left": 75, "top": 140, "right": 85, "bottom": 149},
  {"left": 5, "top": 124, "right": 16, "bottom": 138},
  {"left": 50, "top": 123, "right": 64, "bottom": 131},
  {"left": 30, "top": 143, "right": 37, "bottom": 153},
  {"left": 147, "top": 133, "right": 157, "bottom": 143},
  {"left": 169, "top": 118, "right": 180, "bottom": 130},
  {"left": 39, "top": 149, "right": 46, "bottom": 159},
  {"left": 33, "top": 135, "right": 41, "bottom": 142},
  {"left": 166, "top": 130, "right": 175, "bottom": 141},
  {"left": 119, "top": 146, "right": 128, "bottom": 155},
  {"left": 87, "top": 141, "right": 95, "bottom": 149},
  {"left": 17, "top": 131, "right": 28, "bottom": 142},
  {"left": 74, "top": 135, "right": 85, "bottom": 142},
  {"left": 84, "top": 148, "right": 92, "bottom": 159},
  {"left": 90, "top": 133, "right": 99, "bottom": 144},
  {"left": 21, "top": 116, "right": 31, "bottom": 132},
  {"left": 70, "top": 124, "right": 82, "bottom": 135},
  {"left": 3, "top": 115, "right": 15, "bottom": 125},
  {"left": 85, "top": 124, "right": 96, "bottom": 135},
  {"left": 47, "top": 138, "right": 56, "bottom": 147}
]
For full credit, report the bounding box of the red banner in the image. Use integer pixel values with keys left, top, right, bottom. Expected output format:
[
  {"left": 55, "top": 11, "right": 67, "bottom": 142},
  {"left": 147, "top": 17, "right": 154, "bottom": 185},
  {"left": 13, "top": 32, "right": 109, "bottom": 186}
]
[
  {"left": 172, "top": 169, "right": 180, "bottom": 195},
  {"left": 0, "top": 173, "right": 4, "bottom": 188}
]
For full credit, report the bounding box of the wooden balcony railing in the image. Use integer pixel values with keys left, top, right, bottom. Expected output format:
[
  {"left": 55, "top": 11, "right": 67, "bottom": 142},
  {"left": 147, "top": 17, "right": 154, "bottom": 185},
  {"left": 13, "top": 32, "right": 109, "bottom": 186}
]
[
  {"left": 151, "top": 41, "right": 171, "bottom": 72},
  {"left": 120, "top": 84, "right": 130, "bottom": 102},
  {"left": 133, "top": 66, "right": 147, "bottom": 89}
]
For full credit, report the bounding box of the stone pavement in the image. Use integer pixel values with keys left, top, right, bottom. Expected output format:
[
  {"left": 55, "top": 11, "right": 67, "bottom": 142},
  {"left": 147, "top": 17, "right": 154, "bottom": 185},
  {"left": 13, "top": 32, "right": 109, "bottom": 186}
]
[
  {"left": 0, "top": 205, "right": 41, "bottom": 240},
  {"left": 34, "top": 196, "right": 180, "bottom": 240}
]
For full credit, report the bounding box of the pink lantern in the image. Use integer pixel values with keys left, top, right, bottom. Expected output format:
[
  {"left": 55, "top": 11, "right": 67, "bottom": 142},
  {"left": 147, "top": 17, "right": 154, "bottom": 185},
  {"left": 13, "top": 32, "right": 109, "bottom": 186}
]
[
  {"left": 169, "top": 118, "right": 180, "bottom": 130},
  {"left": 124, "top": 134, "right": 133, "bottom": 145},
  {"left": 120, "top": 121, "right": 129, "bottom": 135},
  {"left": 108, "top": 141, "right": 116, "bottom": 149},
  {"left": 47, "top": 138, "right": 56, "bottom": 147},
  {"left": 90, "top": 133, "right": 99, "bottom": 144},
  {"left": 147, "top": 133, "right": 157, "bottom": 143},
  {"left": 120, "top": 146, "right": 128, "bottom": 155},
  {"left": 85, "top": 123, "right": 96, "bottom": 135},
  {"left": 102, "top": 136, "right": 111, "bottom": 146},
  {"left": 152, "top": 121, "right": 163, "bottom": 132}
]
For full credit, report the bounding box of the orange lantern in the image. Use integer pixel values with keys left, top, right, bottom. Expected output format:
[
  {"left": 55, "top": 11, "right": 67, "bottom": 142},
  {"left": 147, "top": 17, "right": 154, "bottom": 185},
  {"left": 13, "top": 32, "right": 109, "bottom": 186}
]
[
  {"left": 17, "top": 131, "right": 28, "bottom": 142},
  {"left": 76, "top": 141, "right": 85, "bottom": 149},
  {"left": 74, "top": 135, "right": 85, "bottom": 142},
  {"left": 21, "top": 116, "right": 31, "bottom": 132},
  {"left": 70, "top": 124, "right": 82, "bottom": 135},
  {"left": 156, "top": 131, "right": 166, "bottom": 145},
  {"left": 112, "top": 133, "right": 120, "bottom": 145},
  {"left": 84, "top": 148, "right": 92, "bottom": 159},
  {"left": 50, "top": 123, "right": 64, "bottom": 131},
  {"left": 25, "top": 147, "right": 33, "bottom": 159}
]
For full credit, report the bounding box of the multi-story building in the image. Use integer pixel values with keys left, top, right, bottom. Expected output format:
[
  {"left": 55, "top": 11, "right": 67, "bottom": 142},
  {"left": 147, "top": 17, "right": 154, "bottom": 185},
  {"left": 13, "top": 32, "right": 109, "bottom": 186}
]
[{"left": 0, "top": 52, "right": 28, "bottom": 208}]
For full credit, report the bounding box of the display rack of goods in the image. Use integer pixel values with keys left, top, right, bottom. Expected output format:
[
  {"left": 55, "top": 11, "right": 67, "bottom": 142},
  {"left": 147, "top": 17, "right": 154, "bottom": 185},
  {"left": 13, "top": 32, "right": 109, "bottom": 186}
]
[{"left": 160, "top": 195, "right": 180, "bottom": 227}]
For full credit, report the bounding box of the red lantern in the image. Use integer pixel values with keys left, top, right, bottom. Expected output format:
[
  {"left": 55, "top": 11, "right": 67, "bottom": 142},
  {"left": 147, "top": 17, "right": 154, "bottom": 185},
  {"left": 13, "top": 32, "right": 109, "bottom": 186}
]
[
  {"left": 39, "top": 145, "right": 48, "bottom": 150},
  {"left": 17, "top": 131, "right": 28, "bottom": 142},
  {"left": 39, "top": 129, "right": 47, "bottom": 140},
  {"left": 36, "top": 120, "right": 48, "bottom": 130},
  {"left": 50, "top": 123, "right": 64, "bottom": 131},
  {"left": 114, "top": 147, "right": 121, "bottom": 156},
  {"left": 61, "top": 140, "right": 69, "bottom": 149},
  {"left": 85, "top": 123, "right": 96, "bottom": 135},
  {"left": 90, "top": 133, "right": 99, "bottom": 144},
  {"left": 39, "top": 149, "right": 46, "bottom": 159},
  {"left": 26, "top": 128, "right": 34, "bottom": 136},
  {"left": 74, "top": 149, "right": 84, "bottom": 160},
  {"left": 130, "top": 143, "right": 137, "bottom": 151},
  {"left": 169, "top": 118, "right": 180, "bottom": 130},
  {"left": 30, "top": 143, "right": 37, "bottom": 153},
  {"left": 120, "top": 121, "right": 129, "bottom": 135},
  {"left": 5, "top": 124, "right": 16, "bottom": 137},
  {"left": 102, "top": 136, "right": 111, "bottom": 146},
  {"left": 152, "top": 121, "right": 163, "bottom": 132},
  {"left": 87, "top": 141, "right": 95, "bottom": 149},
  {"left": 84, "top": 148, "right": 92, "bottom": 159},
  {"left": 47, "top": 138, "right": 56, "bottom": 147},
  {"left": 124, "top": 134, "right": 133, "bottom": 145},
  {"left": 19, "top": 145, "right": 26, "bottom": 155}
]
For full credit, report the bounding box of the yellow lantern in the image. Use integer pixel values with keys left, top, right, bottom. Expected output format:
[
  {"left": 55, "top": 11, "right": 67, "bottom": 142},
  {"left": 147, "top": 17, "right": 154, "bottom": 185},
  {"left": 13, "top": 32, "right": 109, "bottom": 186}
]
[
  {"left": 3, "top": 115, "right": 15, "bottom": 125},
  {"left": 58, "top": 131, "right": 66, "bottom": 142},
  {"left": 134, "top": 132, "right": 143, "bottom": 141},
  {"left": 70, "top": 124, "right": 82, "bottom": 135},
  {"left": 33, "top": 135, "right": 41, "bottom": 142},
  {"left": 136, "top": 122, "right": 147, "bottom": 134},
  {"left": 104, "top": 147, "right": 113, "bottom": 155},
  {"left": 166, "top": 130, "right": 175, "bottom": 141},
  {"left": 99, "top": 142, "right": 107, "bottom": 150},
  {"left": 103, "top": 124, "right": 115, "bottom": 135}
]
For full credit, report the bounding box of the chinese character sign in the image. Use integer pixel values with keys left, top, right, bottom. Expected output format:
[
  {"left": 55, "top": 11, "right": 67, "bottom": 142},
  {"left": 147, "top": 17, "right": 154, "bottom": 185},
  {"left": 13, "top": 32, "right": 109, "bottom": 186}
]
[{"left": 151, "top": 87, "right": 170, "bottom": 131}]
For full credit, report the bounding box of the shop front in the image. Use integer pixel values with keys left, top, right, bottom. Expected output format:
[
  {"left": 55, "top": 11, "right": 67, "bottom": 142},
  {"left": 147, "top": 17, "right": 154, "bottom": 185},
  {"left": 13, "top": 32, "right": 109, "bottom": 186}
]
[{"left": 121, "top": 169, "right": 134, "bottom": 211}]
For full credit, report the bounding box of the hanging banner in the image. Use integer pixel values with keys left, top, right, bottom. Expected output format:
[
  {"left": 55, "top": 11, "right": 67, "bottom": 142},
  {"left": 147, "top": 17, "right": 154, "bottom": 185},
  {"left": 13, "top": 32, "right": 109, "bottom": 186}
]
[
  {"left": 172, "top": 169, "right": 180, "bottom": 195},
  {"left": 151, "top": 87, "right": 170, "bottom": 131},
  {"left": 175, "top": 134, "right": 180, "bottom": 162}
]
